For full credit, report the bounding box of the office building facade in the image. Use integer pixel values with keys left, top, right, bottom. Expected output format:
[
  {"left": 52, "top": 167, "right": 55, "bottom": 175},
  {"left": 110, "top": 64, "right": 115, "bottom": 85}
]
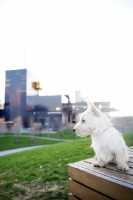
[
  {"left": 4, "top": 69, "right": 67, "bottom": 128},
  {"left": 4, "top": 69, "right": 120, "bottom": 130}
]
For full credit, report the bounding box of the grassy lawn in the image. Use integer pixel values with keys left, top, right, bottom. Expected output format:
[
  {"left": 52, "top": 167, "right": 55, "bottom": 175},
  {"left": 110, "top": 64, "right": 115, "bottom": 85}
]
[
  {"left": 0, "top": 137, "right": 64, "bottom": 151},
  {"left": 122, "top": 132, "right": 133, "bottom": 147},
  {"left": 0, "top": 131, "right": 133, "bottom": 199},
  {"left": 0, "top": 129, "right": 76, "bottom": 151},
  {"left": 0, "top": 130, "right": 133, "bottom": 151},
  {"left": 0, "top": 137, "right": 94, "bottom": 200},
  {"left": 26, "top": 129, "right": 77, "bottom": 140}
]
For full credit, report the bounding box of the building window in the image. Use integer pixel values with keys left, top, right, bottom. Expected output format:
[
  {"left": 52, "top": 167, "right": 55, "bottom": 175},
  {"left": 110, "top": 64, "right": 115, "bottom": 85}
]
[
  {"left": 6, "top": 79, "right": 10, "bottom": 82},
  {"left": 56, "top": 107, "right": 60, "bottom": 111},
  {"left": 16, "top": 71, "right": 21, "bottom": 75},
  {"left": 5, "top": 84, "right": 10, "bottom": 87}
]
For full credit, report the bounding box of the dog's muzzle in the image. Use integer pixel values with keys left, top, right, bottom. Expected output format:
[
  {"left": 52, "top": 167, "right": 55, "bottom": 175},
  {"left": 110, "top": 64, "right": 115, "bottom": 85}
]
[{"left": 73, "top": 128, "right": 76, "bottom": 132}]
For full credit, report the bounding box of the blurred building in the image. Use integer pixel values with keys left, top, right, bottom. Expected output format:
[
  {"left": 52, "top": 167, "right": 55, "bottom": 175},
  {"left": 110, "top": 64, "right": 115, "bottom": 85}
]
[
  {"left": 0, "top": 99, "right": 4, "bottom": 123},
  {"left": 4, "top": 68, "right": 132, "bottom": 132},
  {"left": 4, "top": 69, "right": 68, "bottom": 129},
  {"left": 75, "top": 91, "right": 87, "bottom": 102},
  {"left": 26, "top": 95, "right": 63, "bottom": 130},
  {"left": 5, "top": 69, "right": 38, "bottom": 126},
  {"left": 111, "top": 116, "right": 133, "bottom": 133},
  {"left": 63, "top": 101, "right": 118, "bottom": 124}
]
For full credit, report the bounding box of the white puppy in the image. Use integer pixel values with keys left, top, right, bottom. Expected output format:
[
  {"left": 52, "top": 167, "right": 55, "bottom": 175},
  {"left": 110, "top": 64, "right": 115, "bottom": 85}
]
[{"left": 73, "top": 101, "right": 129, "bottom": 171}]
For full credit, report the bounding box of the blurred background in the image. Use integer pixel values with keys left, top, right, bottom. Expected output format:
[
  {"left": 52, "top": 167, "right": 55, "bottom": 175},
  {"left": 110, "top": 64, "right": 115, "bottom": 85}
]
[{"left": 0, "top": 0, "right": 133, "bottom": 132}]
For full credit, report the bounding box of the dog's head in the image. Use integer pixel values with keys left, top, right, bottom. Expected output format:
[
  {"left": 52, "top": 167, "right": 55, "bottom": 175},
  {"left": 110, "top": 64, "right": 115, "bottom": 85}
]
[{"left": 73, "top": 101, "right": 112, "bottom": 137}]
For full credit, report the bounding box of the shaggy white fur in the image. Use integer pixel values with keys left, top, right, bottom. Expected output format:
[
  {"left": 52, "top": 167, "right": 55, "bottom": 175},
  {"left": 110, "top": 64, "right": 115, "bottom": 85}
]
[{"left": 73, "top": 101, "right": 129, "bottom": 171}]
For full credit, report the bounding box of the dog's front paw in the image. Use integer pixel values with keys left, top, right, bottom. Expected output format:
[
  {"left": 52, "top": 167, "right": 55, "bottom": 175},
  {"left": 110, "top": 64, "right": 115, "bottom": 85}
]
[
  {"left": 93, "top": 162, "right": 100, "bottom": 167},
  {"left": 93, "top": 161, "right": 105, "bottom": 168},
  {"left": 117, "top": 164, "right": 129, "bottom": 171}
]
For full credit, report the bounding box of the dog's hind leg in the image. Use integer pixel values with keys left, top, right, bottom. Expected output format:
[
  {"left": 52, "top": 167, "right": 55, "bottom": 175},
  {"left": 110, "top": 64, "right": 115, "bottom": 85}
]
[
  {"left": 109, "top": 154, "right": 117, "bottom": 164},
  {"left": 115, "top": 152, "right": 129, "bottom": 171}
]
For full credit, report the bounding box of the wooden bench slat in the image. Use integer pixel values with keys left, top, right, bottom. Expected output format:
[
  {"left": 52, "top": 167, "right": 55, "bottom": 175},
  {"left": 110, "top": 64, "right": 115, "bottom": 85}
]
[
  {"left": 73, "top": 160, "right": 133, "bottom": 185},
  {"left": 128, "top": 153, "right": 133, "bottom": 158},
  {"left": 127, "top": 162, "right": 133, "bottom": 168},
  {"left": 127, "top": 157, "right": 133, "bottom": 163},
  {"left": 128, "top": 149, "right": 133, "bottom": 154},
  {"left": 68, "top": 178, "right": 111, "bottom": 200},
  {"left": 127, "top": 149, "right": 133, "bottom": 152},
  {"left": 68, "top": 147, "right": 133, "bottom": 199},
  {"left": 84, "top": 158, "right": 133, "bottom": 176},
  {"left": 68, "top": 193, "right": 79, "bottom": 200},
  {"left": 68, "top": 164, "right": 133, "bottom": 200},
  {"left": 84, "top": 157, "right": 133, "bottom": 169}
]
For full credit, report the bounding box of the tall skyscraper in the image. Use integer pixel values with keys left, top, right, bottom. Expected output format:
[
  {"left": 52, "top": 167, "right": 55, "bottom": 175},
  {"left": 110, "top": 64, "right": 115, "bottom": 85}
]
[{"left": 5, "top": 69, "right": 38, "bottom": 124}]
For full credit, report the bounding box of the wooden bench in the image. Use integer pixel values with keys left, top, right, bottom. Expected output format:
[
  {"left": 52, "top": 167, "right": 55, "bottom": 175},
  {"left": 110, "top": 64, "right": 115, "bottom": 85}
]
[{"left": 68, "top": 147, "right": 133, "bottom": 200}]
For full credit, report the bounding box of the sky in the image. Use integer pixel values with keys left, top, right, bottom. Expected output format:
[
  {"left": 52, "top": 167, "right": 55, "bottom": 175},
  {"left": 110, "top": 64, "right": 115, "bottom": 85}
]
[{"left": 0, "top": 0, "right": 133, "bottom": 116}]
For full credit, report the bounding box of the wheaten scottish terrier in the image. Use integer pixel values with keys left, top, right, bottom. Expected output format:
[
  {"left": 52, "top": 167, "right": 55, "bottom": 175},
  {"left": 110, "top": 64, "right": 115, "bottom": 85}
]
[{"left": 73, "top": 101, "right": 129, "bottom": 171}]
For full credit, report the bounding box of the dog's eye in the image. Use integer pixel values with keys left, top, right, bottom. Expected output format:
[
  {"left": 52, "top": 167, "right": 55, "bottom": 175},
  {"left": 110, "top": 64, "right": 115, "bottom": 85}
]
[{"left": 82, "top": 119, "right": 85, "bottom": 123}]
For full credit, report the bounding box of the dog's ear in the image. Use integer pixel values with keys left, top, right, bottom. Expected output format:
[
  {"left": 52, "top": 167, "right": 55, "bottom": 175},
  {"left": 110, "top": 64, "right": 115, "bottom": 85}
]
[
  {"left": 87, "top": 101, "right": 99, "bottom": 116},
  {"left": 87, "top": 101, "right": 91, "bottom": 110}
]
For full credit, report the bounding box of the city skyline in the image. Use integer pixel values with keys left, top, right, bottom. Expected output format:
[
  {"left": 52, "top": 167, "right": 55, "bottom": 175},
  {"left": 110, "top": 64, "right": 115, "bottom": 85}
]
[{"left": 0, "top": 0, "right": 133, "bottom": 116}]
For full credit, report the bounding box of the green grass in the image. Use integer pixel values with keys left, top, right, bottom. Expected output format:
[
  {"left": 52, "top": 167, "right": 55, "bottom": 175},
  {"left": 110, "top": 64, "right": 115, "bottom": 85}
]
[
  {"left": 26, "top": 129, "right": 77, "bottom": 140},
  {"left": 0, "top": 131, "right": 133, "bottom": 199},
  {"left": 1, "top": 130, "right": 133, "bottom": 151},
  {"left": 0, "top": 129, "right": 76, "bottom": 151},
  {"left": 122, "top": 132, "right": 133, "bottom": 147},
  {"left": 0, "top": 137, "right": 64, "bottom": 151},
  {"left": 0, "top": 137, "right": 94, "bottom": 200}
]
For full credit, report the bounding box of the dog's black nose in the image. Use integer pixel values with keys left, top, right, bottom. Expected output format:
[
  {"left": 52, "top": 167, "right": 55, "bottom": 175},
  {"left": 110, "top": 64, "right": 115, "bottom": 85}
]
[{"left": 73, "top": 129, "right": 76, "bottom": 132}]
